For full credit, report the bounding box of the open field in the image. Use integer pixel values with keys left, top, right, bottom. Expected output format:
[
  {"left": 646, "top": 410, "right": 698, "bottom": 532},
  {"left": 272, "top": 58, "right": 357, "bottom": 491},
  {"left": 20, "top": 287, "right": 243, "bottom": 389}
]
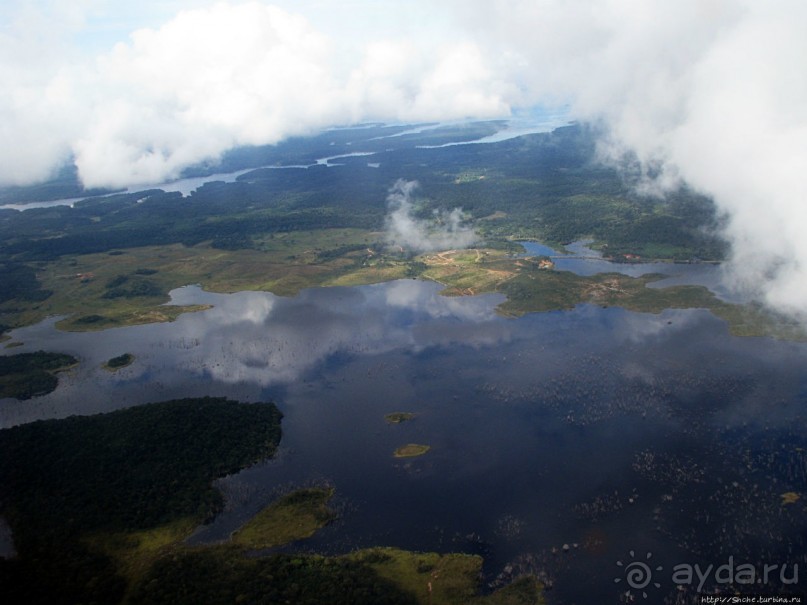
[
  {"left": 349, "top": 548, "right": 484, "bottom": 605},
  {"left": 86, "top": 517, "right": 199, "bottom": 588}
]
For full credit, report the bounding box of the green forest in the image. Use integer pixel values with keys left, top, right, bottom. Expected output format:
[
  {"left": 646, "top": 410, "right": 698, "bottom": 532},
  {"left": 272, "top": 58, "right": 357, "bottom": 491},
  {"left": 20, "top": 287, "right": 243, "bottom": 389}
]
[
  {"left": 0, "top": 351, "right": 77, "bottom": 399},
  {"left": 0, "top": 397, "right": 282, "bottom": 604}
]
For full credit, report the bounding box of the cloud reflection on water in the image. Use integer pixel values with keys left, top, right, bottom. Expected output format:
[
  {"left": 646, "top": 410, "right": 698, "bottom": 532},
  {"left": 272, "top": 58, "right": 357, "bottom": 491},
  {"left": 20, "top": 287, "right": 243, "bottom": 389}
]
[
  {"left": 2, "top": 279, "right": 804, "bottom": 435},
  {"left": 173, "top": 281, "right": 508, "bottom": 385}
]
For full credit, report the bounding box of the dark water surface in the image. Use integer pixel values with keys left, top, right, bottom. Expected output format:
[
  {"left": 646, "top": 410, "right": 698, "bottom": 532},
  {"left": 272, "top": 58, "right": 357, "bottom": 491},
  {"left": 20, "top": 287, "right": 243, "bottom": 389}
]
[{"left": 2, "top": 279, "right": 806, "bottom": 603}]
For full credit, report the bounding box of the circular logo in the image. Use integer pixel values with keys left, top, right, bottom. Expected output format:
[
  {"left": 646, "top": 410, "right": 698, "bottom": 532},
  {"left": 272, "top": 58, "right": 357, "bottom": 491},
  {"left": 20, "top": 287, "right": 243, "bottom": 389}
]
[{"left": 615, "top": 551, "right": 663, "bottom": 599}]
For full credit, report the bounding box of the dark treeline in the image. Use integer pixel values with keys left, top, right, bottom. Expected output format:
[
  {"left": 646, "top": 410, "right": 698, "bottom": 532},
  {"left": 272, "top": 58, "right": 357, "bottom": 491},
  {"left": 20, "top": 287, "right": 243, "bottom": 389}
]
[
  {"left": 0, "top": 397, "right": 282, "bottom": 604},
  {"left": 0, "top": 262, "right": 53, "bottom": 303}
]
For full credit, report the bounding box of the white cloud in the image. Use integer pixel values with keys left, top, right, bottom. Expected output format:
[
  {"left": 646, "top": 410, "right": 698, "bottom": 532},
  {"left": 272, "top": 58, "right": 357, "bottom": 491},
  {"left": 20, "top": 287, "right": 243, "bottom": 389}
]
[
  {"left": 384, "top": 179, "right": 478, "bottom": 253},
  {"left": 0, "top": 1, "right": 91, "bottom": 184},
  {"left": 343, "top": 38, "right": 510, "bottom": 125},
  {"left": 72, "top": 2, "right": 345, "bottom": 187},
  {"left": 1, "top": 1, "right": 511, "bottom": 188}
]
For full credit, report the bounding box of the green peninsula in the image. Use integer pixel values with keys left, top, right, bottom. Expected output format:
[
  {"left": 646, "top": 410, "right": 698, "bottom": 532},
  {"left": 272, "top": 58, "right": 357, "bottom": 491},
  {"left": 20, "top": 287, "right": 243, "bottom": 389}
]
[
  {"left": 0, "top": 397, "right": 283, "bottom": 604},
  {"left": 0, "top": 350, "right": 77, "bottom": 400},
  {"left": 231, "top": 487, "right": 336, "bottom": 549}
]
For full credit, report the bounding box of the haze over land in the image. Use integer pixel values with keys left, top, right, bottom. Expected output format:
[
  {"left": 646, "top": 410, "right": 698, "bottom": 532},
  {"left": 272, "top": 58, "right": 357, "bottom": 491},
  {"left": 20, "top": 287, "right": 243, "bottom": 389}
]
[{"left": 1, "top": 0, "right": 806, "bottom": 316}]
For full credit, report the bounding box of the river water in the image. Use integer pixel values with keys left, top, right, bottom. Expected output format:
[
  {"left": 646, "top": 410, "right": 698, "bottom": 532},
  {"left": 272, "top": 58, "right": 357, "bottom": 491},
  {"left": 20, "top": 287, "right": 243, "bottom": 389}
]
[
  {"left": 2, "top": 275, "right": 806, "bottom": 602},
  {"left": 1, "top": 112, "right": 568, "bottom": 210},
  {"left": 521, "top": 240, "right": 740, "bottom": 303}
]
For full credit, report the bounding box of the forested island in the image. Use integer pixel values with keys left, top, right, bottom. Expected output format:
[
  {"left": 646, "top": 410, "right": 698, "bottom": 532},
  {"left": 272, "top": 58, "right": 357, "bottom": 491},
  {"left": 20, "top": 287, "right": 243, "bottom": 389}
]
[{"left": 103, "top": 352, "right": 134, "bottom": 371}]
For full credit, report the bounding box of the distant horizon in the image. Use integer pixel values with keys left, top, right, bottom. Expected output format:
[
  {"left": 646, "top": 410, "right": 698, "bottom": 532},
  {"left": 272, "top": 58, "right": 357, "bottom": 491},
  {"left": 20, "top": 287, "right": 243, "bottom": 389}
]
[
  {"left": 0, "top": 113, "right": 572, "bottom": 209},
  {"left": 3, "top": 0, "right": 807, "bottom": 322}
]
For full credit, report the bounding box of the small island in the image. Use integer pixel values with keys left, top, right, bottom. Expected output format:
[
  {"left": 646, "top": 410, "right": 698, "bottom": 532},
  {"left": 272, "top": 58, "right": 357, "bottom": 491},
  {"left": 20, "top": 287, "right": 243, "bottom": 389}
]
[
  {"left": 393, "top": 443, "right": 431, "bottom": 458},
  {"left": 781, "top": 492, "right": 801, "bottom": 505},
  {"left": 384, "top": 412, "right": 416, "bottom": 424},
  {"left": 103, "top": 353, "right": 135, "bottom": 371}
]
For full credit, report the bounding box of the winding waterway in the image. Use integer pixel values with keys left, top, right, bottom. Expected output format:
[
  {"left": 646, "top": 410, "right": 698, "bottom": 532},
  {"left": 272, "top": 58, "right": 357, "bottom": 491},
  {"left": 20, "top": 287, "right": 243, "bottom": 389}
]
[
  {"left": 2, "top": 275, "right": 806, "bottom": 601},
  {"left": 1, "top": 111, "right": 568, "bottom": 210},
  {"left": 521, "top": 240, "right": 740, "bottom": 302}
]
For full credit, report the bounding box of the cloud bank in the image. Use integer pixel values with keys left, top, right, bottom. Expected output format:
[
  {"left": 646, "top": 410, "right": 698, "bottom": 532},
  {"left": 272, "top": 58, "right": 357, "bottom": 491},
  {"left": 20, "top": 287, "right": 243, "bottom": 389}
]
[
  {"left": 384, "top": 179, "right": 478, "bottom": 253},
  {"left": 0, "top": 1, "right": 510, "bottom": 188},
  {"left": 2, "top": 1, "right": 807, "bottom": 317},
  {"left": 459, "top": 0, "right": 807, "bottom": 317}
]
